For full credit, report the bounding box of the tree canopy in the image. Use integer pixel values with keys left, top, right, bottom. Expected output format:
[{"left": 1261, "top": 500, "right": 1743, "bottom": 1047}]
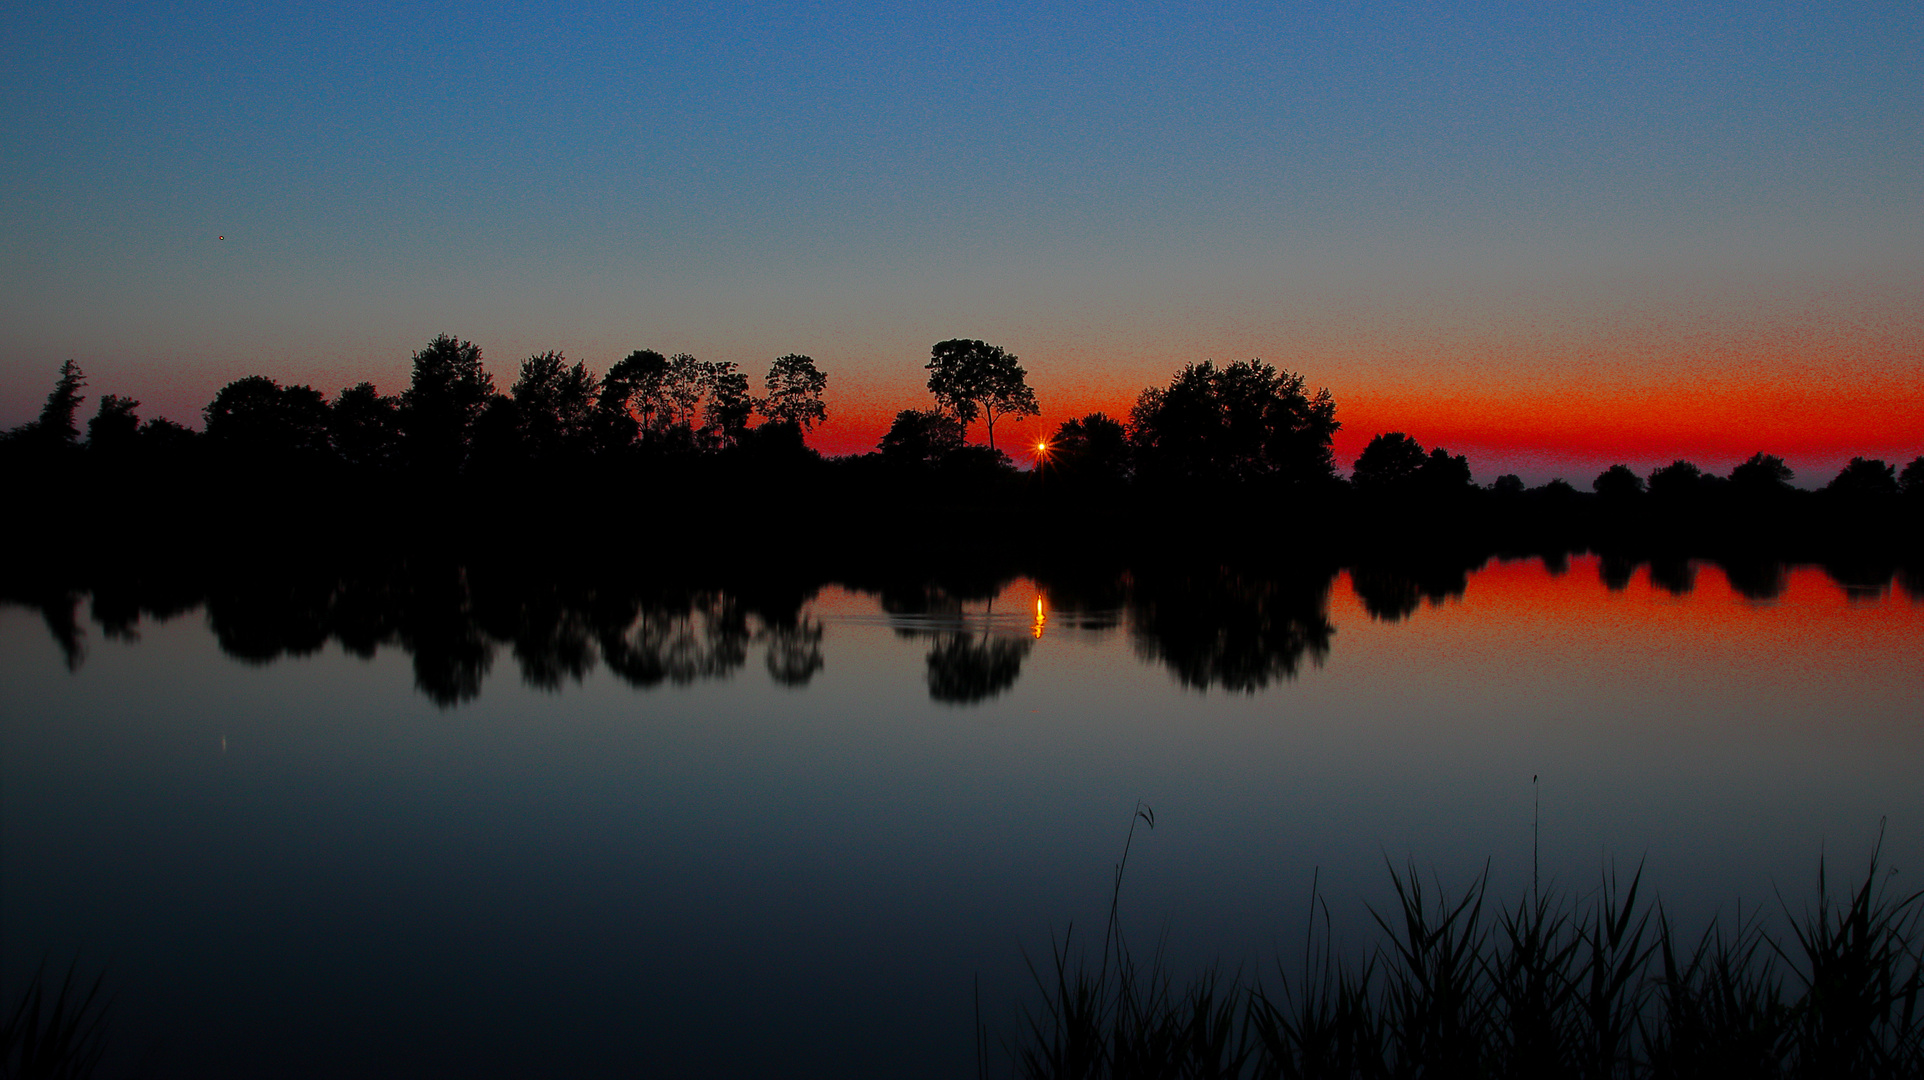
[
  {"left": 401, "top": 334, "right": 494, "bottom": 472},
  {"left": 1731, "top": 452, "right": 1794, "bottom": 493},
  {"left": 1130, "top": 361, "right": 1338, "bottom": 488},
  {"left": 511, "top": 351, "right": 598, "bottom": 461},
  {"left": 1351, "top": 433, "right": 1427, "bottom": 493},
  {"left": 759, "top": 354, "right": 829, "bottom": 431},
  {"left": 204, "top": 376, "right": 330, "bottom": 461},
  {"left": 879, "top": 409, "right": 965, "bottom": 467},
  {"left": 1593, "top": 463, "right": 1645, "bottom": 499},
  {"left": 924, "top": 339, "right": 1038, "bottom": 451},
  {"left": 12, "top": 360, "right": 88, "bottom": 450}
]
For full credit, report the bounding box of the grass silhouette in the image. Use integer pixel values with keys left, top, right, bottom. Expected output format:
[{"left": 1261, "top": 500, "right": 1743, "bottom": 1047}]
[
  {"left": 1, "top": 960, "right": 111, "bottom": 1080},
  {"left": 1010, "top": 823, "right": 1924, "bottom": 1079}
]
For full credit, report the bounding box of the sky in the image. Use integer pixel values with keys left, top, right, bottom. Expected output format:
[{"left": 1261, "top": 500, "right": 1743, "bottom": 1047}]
[{"left": 3, "top": 0, "right": 1919, "bottom": 481}]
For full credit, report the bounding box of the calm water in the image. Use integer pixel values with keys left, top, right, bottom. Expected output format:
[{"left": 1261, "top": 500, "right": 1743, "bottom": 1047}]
[{"left": 3, "top": 555, "right": 1921, "bottom": 1077}]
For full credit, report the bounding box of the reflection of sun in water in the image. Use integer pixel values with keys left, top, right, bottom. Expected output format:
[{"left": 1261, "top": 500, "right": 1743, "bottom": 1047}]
[{"left": 1031, "top": 593, "right": 1047, "bottom": 639}]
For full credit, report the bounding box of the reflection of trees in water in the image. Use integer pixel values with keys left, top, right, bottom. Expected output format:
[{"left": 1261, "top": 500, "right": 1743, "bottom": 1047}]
[
  {"left": 872, "top": 578, "right": 1035, "bottom": 704},
  {"left": 21, "top": 586, "right": 85, "bottom": 671},
  {"left": 207, "top": 572, "right": 335, "bottom": 664},
  {"left": 170, "top": 566, "right": 826, "bottom": 707},
  {"left": 1716, "top": 556, "right": 1786, "bottom": 601},
  {"left": 1599, "top": 553, "right": 1639, "bottom": 592},
  {"left": 15, "top": 547, "right": 1914, "bottom": 707},
  {"left": 1647, "top": 555, "right": 1696, "bottom": 597},
  {"left": 1347, "top": 559, "right": 1477, "bottom": 623},
  {"left": 599, "top": 592, "right": 751, "bottom": 688},
  {"left": 763, "top": 619, "right": 825, "bottom": 687},
  {"left": 925, "top": 633, "right": 1031, "bottom": 704},
  {"left": 1128, "top": 566, "right": 1336, "bottom": 692},
  {"left": 1823, "top": 557, "right": 1896, "bottom": 601}
]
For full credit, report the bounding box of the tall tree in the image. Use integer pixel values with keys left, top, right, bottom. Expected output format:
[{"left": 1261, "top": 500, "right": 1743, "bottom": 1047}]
[
  {"left": 758, "top": 354, "right": 828, "bottom": 431},
  {"left": 924, "top": 339, "right": 1039, "bottom": 452},
  {"left": 401, "top": 334, "right": 494, "bottom": 472},
  {"left": 661, "top": 353, "right": 707, "bottom": 433},
  {"left": 600, "top": 349, "right": 670, "bottom": 437},
  {"left": 17, "top": 360, "right": 88, "bottom": 449},
  {"left": 701, "top": 360, "right": 752, "bottom": 448},
  {"left": 511, "top": 351, "right": 598, "bottom": 460}
]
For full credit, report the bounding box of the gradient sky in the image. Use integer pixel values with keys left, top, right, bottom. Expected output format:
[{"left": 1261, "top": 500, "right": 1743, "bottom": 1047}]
[{"left": 3, "top": 0, "right": 1919, "bottom": 479}]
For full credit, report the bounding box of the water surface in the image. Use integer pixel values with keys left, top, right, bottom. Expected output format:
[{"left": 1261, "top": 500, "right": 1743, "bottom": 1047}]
[{"left": 3, "top": 554, "right": 1920, "bottom": 1077}]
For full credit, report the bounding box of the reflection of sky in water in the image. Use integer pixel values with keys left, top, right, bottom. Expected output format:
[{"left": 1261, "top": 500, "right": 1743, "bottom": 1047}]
[{"left": 2, "top": 557, "right": 1921, "bottom": 1077}]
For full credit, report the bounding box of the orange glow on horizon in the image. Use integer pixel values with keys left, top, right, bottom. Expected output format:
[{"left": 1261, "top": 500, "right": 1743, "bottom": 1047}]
[{"left": 806, "top": 370, "right": 1922, "bottom": 479}]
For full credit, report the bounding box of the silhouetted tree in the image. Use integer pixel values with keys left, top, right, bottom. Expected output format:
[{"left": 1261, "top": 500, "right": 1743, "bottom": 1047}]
[
  {"left": 401, "top": 334, "right": 494, "bottom": 473},
  {"left": 1646, "top": 460, "right": 1709, "bottom": 504},
  {"left": 1729, "top": 452, "right": 1794, "bottom": 494},
  {"left": 1533, "top": 478, "right": 1579, "bottom": 501},
  {"left": 1045, "top": 412, "right": 1132, "bottom": 488},
  {"left": 1490, "top": 474, "right": 1525, "bottom": 497},
  {"left": 1417, "top": 446, "right": 1475, "bottom": 496},
  {"left": 600, "top": 349, "right": 670, "bottom": 437},
  {"left": 466, "top": 393, "right": 523, "bottom": 473},
  {"left": 86, "top": 394, "right": 141, "bottom": 456},
  {"left": 329, "top": 382, "right": 403, "bottom": 469},
  {"left": 879, "top": 409, "right": 965, "bottom": 467},
  {"left": 758, "top": 354, "right": 828, "bottom": 431},
  {"left": 1825, "top": 457, "right": 1898, "bottom": 498},
  {"left": 701, "top": 360, "right": 752, "bottom": 449},
  {"left": 8, "top": 360, "right": 87, "bottom": 451},
  {"left": 42, "top": 360, "right": 87, "bottom": 445},
  {"left": 137, "top": 417, "right": 199, "bottom": 457},
  {"left": 1901, "top": 457, "right": 1924, "bottom": 499},
  {"left": 1592, "top": 464, "right": 1645, "bottom": 500},
  {"left": 1351, "top": 432, "right": 1427, "bottom": 494},
  {"left": 1130, "top": 361, "right": 1339, "bottom": 488},
  {"left": 661, "top": 353, "right": 707, "bottom": 434},
  {"left": 925, "top": 339, "right": 1039, "bottom": 451},
  {"left": 511, "top": 351, "right": 597, "bottom": 461},
  {"left": 204, "top": 376, "right": 330, "bottom": 461}
]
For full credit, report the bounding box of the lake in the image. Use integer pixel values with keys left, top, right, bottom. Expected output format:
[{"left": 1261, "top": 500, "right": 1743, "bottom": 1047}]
[{"left": 3, "top": 552, "right": 1920, "bottom": 1077}]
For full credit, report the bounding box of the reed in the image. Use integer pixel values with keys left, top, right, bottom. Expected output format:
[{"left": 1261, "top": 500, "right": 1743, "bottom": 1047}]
[
  {"left": 1010, "top": 831, "right": 1924, "bottom": 1079},
  {"left": 0, "top": 960, "right": 111, "bottom": 1080}
]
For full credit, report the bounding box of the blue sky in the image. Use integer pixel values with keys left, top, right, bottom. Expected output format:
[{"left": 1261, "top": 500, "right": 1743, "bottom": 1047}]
[{"left": 4, "top": 0, "right": 1919, "bottom": 469}]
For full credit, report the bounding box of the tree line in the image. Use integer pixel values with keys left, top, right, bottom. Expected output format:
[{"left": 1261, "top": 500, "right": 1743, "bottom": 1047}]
[{"left": 5, "top": 335, "right": 1921, "bottom": 515}]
